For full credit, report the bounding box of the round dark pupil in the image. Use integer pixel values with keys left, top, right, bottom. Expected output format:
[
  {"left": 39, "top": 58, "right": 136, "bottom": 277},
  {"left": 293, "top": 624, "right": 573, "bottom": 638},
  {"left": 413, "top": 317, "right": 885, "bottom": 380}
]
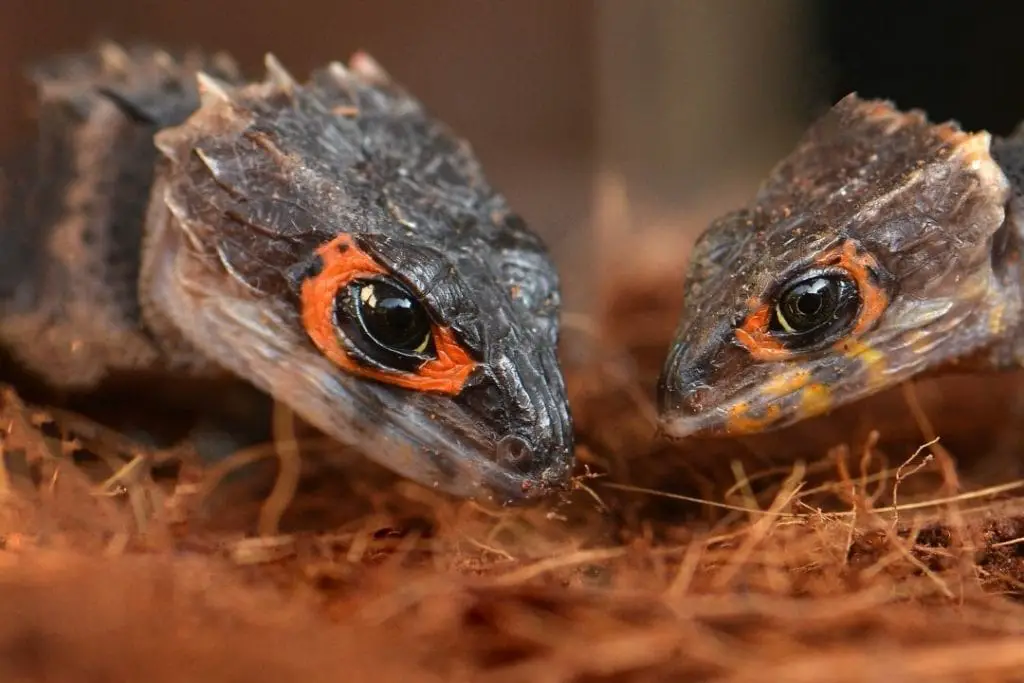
[
  {"left": 796, "top": 287, "right": 825, "bottom": 316},
  {"left": 784, "top": 277, "right": 835, "bottom": 327},
  {"left": 360, "top": 281, "right": 430, "bottom": 352}
]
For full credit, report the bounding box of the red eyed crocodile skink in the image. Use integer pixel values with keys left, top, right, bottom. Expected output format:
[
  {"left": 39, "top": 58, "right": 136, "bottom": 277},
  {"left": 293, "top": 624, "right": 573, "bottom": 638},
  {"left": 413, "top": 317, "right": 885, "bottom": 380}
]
[
  {"left": 657, "top": 95, "right": 1023, "bottom": 439},
  {"left": 0, "top": 43, "right": 575, "bottom": 505}
]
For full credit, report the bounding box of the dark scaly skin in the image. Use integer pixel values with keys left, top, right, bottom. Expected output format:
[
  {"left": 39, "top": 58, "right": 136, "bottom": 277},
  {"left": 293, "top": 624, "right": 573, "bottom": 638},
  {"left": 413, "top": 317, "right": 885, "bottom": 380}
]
[
  {"left": 658, "top": 94, "right": 1024, "bottom": 439},
  {"left": 0, "top": 43, "right": 574, "bottom": 505}
]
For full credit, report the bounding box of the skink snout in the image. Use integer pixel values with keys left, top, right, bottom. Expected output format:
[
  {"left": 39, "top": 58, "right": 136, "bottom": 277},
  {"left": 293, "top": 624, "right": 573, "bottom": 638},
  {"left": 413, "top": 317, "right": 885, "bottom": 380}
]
[
  {"left": 494, "top": 431, "right": 574, "bottom": 501},
  {"left": 656, "top": 344, "right": 727, "bottom": 438},
  {"left": 657, "top": 345, "right": 712, "bottom": 416},
  {"left": 660, "top": 385, "right": 712, "bottom": 418}
]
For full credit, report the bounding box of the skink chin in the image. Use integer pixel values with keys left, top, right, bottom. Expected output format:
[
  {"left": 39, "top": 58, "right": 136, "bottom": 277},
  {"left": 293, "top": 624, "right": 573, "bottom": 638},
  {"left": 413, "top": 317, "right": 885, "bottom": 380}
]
[
  {"left": 0, "top": 44, "right": 575, "bottom": 505},
  {"left": 658, "top": 94, "right": 1024, "bottom": 439}
]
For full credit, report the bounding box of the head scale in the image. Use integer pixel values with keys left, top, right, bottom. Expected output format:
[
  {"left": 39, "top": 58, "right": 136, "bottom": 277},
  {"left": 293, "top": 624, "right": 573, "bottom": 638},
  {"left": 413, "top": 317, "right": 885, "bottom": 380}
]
[
  {"left": 145, "top": 53, "right": 574, "bottom": 503},
  {"left": 659, "top": 94, "right": 1020, "bottom": 438}
]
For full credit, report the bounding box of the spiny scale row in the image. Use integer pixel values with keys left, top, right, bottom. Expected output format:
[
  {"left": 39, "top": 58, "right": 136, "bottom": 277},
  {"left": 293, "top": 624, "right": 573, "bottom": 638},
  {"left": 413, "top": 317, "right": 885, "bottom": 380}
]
[
  {"left": 194, "top": 49, "right": 393, "bottom": 108},
  {"left": 90, "top": 40, "right": 393, "bottom": 109}
]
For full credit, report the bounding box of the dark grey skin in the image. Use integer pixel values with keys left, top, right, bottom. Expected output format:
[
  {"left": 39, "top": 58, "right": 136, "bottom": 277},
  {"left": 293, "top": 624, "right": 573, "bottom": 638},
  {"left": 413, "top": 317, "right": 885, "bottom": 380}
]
[
  {"left": 0, "top": 43, "right": 574, "bottom": 505},
  {"left": 658, "top": 95, "right": 1024, "bottom": 439}
]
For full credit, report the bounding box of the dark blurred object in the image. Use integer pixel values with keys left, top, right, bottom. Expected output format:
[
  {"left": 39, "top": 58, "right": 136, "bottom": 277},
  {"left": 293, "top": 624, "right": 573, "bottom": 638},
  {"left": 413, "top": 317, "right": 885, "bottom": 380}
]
[{"left": 815, "top": 2, "right": 1024, "bottom": 134}]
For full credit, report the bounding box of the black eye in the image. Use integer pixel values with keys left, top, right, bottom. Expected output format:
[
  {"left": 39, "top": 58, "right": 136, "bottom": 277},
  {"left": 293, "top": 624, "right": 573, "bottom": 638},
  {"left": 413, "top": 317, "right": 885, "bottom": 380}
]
[
  {"left": 770, "top": 273, "right": 859, "bottom": 343},
  {"left": 333, "top": 277, "right": 436, "bottom": 372}
]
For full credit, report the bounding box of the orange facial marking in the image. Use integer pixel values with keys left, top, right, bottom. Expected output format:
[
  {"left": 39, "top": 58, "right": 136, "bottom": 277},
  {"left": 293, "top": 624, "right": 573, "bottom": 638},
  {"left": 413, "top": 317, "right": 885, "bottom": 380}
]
[
  {"left": 300, "top": 234, "right": 478, "bottom": 395},
  {"left": 735, "top": 302, "right": 791, "bottom": 360},
  {"left": 736, "top": 240, "right": 888, "bottom": 360},
  {"left": 818, "top": 241, "right": 887, "bottom": 338}
]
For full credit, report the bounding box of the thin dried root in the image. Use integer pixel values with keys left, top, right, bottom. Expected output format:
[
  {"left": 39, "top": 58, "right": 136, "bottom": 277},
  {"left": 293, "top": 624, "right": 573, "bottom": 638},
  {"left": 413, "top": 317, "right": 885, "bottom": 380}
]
[
  {"left": 228, "top": 535, "right": 298, "bottom": 565},
  {"left": 94, "top": 453, "right": 159, "bottom": 534},
  {"left": 257, "top": 402, "right": 303, "bottom": 538}
]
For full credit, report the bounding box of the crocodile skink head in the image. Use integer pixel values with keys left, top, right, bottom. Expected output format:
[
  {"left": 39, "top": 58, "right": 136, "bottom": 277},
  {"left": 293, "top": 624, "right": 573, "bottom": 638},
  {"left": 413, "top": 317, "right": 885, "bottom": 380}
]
[
  {"left": 658, "top": 95, "right": 1023, "bottom": 439},
  {"left": 143, "top": 54, "right": 573, "bottom": 504}
]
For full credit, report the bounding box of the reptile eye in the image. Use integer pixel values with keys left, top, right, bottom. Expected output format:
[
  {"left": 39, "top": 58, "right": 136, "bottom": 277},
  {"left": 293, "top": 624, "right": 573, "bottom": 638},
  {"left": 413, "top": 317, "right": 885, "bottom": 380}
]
[
  {"left": 735, "top": 241, "right": 887, "bottom": 361},
  {"left": 334, "top": 277, "right": 437, "bottom": 371},
  {"left": 299, "top": 234, "right": 477, "bottom": 394},
  {"left": 770, "top": 273, "right": 859, "bottom": 341}
]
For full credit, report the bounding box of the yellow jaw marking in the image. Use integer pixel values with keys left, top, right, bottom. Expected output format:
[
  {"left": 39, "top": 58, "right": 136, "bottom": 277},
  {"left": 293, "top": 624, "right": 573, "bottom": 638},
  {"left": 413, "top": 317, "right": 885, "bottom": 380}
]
[
  {"left": 988, "top": 301, "right": 1008, "bottom": 337},
  {"left": 725, "top": 402, "right": 782, "bottom": 435},
  {"left": 761, "top": 369, "right": 812, "bottom": 398},
  {"left": 836, "top": 339, "right": 888, "bottom": 388},
  {"left": 797, "top": 383, "right": 832, "bottom": 419}
]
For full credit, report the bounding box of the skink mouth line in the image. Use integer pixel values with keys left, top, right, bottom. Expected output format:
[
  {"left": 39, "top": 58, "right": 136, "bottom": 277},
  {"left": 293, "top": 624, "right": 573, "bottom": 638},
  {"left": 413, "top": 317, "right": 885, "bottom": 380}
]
[
  {"left": 459, "top": 460, "right": 572, "bottom": 505},
  {"left": 374, "top": 414, "right": 572, "bottom": 503},
  {"left": 660, "top": 389, "right": 802, "bottom": 439}
]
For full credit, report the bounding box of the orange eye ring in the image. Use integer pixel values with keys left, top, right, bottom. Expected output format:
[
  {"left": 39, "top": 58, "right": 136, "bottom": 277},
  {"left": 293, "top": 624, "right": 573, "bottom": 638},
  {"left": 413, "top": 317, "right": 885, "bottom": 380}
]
[
  {"left": 735, "top": 240, "right": 888, "bottom": 360},
  {"left": 299, "top": 234, "right": 478, "bottom": 395}
]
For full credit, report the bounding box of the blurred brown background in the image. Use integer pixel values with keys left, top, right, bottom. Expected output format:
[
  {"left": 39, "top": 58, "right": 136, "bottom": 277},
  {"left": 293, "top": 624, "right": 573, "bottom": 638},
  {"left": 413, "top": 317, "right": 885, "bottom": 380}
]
[{"left": 2, "top": 1, "right": 1019, "bottom": 317}]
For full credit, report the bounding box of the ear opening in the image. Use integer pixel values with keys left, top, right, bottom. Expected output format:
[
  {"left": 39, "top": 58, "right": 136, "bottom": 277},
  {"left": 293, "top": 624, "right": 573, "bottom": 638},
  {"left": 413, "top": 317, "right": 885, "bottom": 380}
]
[{"left": 990, "top": 197, "right": 1020, "bottom": 282}]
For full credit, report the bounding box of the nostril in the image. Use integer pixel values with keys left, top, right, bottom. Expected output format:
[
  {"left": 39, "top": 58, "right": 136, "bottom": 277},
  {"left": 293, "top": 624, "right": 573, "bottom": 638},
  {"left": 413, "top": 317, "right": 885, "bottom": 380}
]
[
  {"left": 496, "top": 434, "right": 535, "bottom": 473},
  {"left": 660, "top": 383, "right": 710, "bottom": 415},
  {"left": 683, "top": 387, "right": 710, "bottom": 414}
]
